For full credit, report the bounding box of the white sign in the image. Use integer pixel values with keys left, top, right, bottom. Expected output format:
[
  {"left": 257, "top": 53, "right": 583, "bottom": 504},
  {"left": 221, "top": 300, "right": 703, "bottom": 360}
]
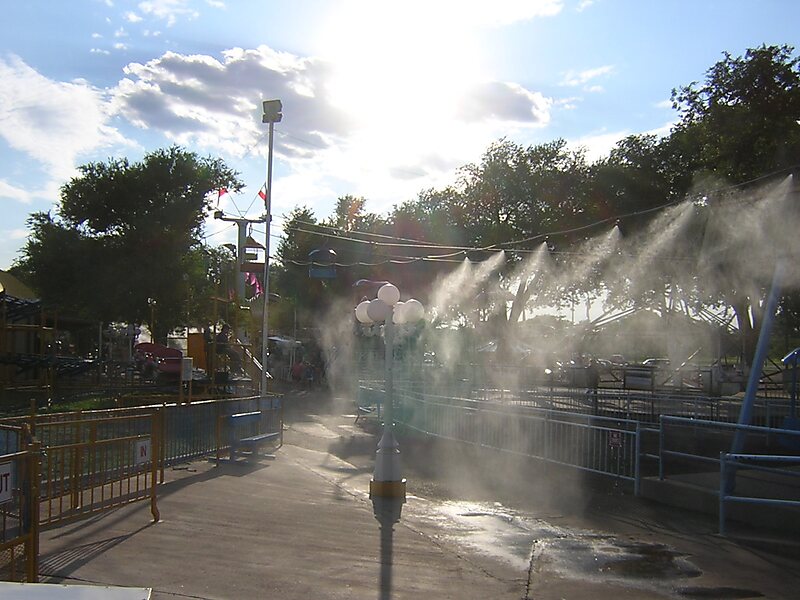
[
  {"left": 135, "top": 438, "right": 152, "bottom": 465},
  {"left": 0, "top": 462, "right": 13, "bottom": 505},
  {"left": 0, "top": 581, "right": 152, "bottom": 599}
]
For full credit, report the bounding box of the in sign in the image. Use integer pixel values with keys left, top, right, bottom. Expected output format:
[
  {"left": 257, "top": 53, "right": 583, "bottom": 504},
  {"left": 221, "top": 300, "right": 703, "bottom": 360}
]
[
  {"left": 135, "top": 438, "right": 152, "bottom": 465},
  {"left": 0, "top": 462, "right": 13, "bottom": 505}
]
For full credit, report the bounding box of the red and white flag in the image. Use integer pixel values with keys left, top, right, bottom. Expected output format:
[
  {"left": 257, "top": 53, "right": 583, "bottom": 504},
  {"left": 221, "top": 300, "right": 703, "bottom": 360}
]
[
  {"left": 258, "top": 184, "right": 267, "bottom": 204},
  {"left": 217, "top": 187, "right": 229, "bottom": 206}
]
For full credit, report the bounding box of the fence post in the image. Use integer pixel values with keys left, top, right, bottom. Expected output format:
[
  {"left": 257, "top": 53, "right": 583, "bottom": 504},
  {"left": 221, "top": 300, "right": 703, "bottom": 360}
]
[
  {"left": 719, "top": 452, "right": 727, "bottom": 536},
  {"left": 26, "top": 440, "right": 41, "bottom": 583},
  {"left": 658, "top": 416, "right": 665, "bottom": 481},
  {"left": 150, "top": 409, "right": 161, "bottom": 523},
  {"left": 160, "top": 403, "right": 166, "bottom": 484},
  {"left": 634, "top": 422, "right": 641, "bottom": 497},
  {"left": 215, "top": 401, "right": 222, "bottom": 464},
  {"left": 279, "top": 396, "right": 284, "bottom": 448}
]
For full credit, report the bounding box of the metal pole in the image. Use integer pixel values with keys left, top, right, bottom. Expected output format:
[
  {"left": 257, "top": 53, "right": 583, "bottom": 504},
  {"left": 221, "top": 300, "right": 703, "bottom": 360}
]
[
  {"left": 236, "top": 221, "right": 247, "bottom": 302},
  {"left": 732, "top": 259, "right": 786, "bottom": 452},
  {"left": 791, "top": 354, "right": 798, "bottom": 419},
  {"left": 372, "top": 313, "right": 403, "bottom": 491},
  {"left": 725, "top": 260, "right": 785, "bottom": 494},
  {"left": 385, "top": 316, "right": 394, "bottom": 431},
  {"left": 719, "top": 452, "right": 728, "bottom": 535},
  {"left": 260, "top": 120, "right": 274, "bottom": 398},
  {"left": 634, "top": 421, "right": 641, "bottom": 497}
]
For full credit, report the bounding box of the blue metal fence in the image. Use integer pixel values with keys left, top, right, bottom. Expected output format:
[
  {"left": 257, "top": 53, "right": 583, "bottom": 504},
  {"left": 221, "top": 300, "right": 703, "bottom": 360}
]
[
  {"left": 719, "top": 453, "right": 800, "bottom": 535},
  {"left": 394, "top": 387, "right": 641, "bottom": 483}
]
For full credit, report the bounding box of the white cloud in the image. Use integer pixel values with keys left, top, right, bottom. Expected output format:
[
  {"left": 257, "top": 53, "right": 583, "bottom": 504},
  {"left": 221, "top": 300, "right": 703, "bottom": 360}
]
[
  {"left": 8, "top": 229, "right": 29, "bottom": 240},
  {"left": 113, "top": 47, "right": 355, "bottom": 159},
  {"left": 91, "top": 32, "right": 102, "bottom": 39},
  {"left": 114, "top": 27, "right": 128, "bottom": 38},
  {"left": 206, "top": 0, "right": 225, "bottom": 8},
  {"left": 458, "top": 81, "right": 551, "bottom": 125},
  {"left": 645, "top": 120, "right": 675, "bottom": 139},
  {"left": 576, "top": 0, "right": 595, "bottom": 11},
  {"left": 569, "top": 120, "right": 676, "bottom": 163},
  {"left": 110, "top": 46, "right": 553, "bottom": 204},
  {"left": 0, "top": 180, "right": 34, "bottom": 204},
  {"left": 125, "top": 11, "right": 143, "bottom": 23},
  {"left": 0, "top": 56, "right": 131, "bottom": 181},
  {"left": 143, "top": 30, "right": 162, "bottom": 37},
  {"left": 90, "top": 48, "right": 111, "bottom": 55},
  {"left": 561, "top": 65, "right": 614, "bottom": 87},
  {"left": 654, "top": 99, "right": 673, "bottom": 110},
  {"left": 555, "top": 96, "right": 581, "bottom": 110},
  {"left": 138, "top": 0, "right": 200, "bottom": 26},
  {"left": 114, "top": 42, "right": 128, "bottom": 50},
  {"left": 569, "top": 130, "right": 628, "bottom": 162}
]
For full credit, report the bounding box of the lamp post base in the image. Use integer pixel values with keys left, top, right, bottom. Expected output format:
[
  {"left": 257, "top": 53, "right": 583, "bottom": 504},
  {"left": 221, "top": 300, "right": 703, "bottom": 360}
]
[{"left": 369, "top": 478, "right": 407, "bottom": 499}]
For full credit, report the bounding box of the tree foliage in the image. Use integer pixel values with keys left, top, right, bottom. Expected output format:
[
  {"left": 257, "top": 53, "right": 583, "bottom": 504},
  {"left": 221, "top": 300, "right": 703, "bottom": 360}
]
[
  {"left": 14, "top": 146, "right": 241, "bottom": 338},
  {"left": 671, "top": 44, "right": 800, "bottom": 185}
]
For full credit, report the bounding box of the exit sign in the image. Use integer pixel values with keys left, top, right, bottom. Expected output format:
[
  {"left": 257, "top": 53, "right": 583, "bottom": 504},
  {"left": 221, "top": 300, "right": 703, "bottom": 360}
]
[{"left": 0, "top": 462, "right": 12, "bottom": 505}]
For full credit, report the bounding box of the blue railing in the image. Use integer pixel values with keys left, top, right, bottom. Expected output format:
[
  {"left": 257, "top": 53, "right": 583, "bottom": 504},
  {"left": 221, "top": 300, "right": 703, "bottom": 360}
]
[
  {"left": 393, "top": 387, "right": 641, "bottom": 484},
  {"left": 719, "top": 453, "right": 800, "bottom": 535}
]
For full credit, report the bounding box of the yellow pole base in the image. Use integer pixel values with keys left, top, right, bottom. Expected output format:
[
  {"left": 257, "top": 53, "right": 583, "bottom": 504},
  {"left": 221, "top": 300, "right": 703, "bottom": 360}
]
[{"left": 369, "top": 478, "right": 406, "bottom": 499}]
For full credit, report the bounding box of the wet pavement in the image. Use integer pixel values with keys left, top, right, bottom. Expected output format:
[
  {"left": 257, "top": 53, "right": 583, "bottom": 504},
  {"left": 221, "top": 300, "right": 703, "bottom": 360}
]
[
  {"left": 290, "top": 390, "right": 800, "bottom": 599},
  {"left": 35, "top": 389, "right": 800, "bottom": 599}
]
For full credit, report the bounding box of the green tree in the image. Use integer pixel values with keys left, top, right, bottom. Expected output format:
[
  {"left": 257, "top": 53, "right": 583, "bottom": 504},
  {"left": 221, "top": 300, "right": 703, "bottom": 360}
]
[
  {"left": 14, "top": 146, "right": 241, "bottom": 339},
  {"left": 670, "top": 45, "right": 800, "bottom": 364},
  {"left": 671, "top": 44, "right": 800, "bottom": 185}
]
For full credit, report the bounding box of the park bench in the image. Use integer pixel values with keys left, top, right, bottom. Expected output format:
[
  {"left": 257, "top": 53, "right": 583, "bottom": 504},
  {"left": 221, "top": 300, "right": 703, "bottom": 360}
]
[
  {"left": 355, "top": 386, "right": 384, "bottom": 423},
  {"left": 220, "top": 411, "right": 280, "bottom": 462}
]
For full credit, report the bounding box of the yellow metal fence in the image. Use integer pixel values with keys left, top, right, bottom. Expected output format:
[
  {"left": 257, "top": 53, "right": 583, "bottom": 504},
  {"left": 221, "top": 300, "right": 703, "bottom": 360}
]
[
  {"left": 0, "top": 395, "right": 282, "bottom": 583},
  {"left": 0, "top": 437, "right": 41, "bottom": 582},
  {"left": 36, "top": 411, "right": 160, "bottom": 527}
]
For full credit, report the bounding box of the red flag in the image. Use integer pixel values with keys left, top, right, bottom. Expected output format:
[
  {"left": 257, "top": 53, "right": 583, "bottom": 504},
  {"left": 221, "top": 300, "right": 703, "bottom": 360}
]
[
  {"left": 258, "top": 184, "right": 267, "bottom": 203},
  {"left": 218, "top": 187, "right": 228, "bottom": 199}
]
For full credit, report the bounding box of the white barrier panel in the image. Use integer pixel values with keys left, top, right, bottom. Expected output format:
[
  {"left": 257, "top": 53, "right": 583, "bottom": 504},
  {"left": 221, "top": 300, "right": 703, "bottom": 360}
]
[{"left": 0, "top": 582, "right": 151, "bottom": 599}]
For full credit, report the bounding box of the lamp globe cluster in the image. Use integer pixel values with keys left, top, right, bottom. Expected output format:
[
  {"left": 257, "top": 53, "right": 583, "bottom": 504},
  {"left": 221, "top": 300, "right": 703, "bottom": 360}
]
[{"left": 354, "top": 283, "right": 425, "bottom": 325}]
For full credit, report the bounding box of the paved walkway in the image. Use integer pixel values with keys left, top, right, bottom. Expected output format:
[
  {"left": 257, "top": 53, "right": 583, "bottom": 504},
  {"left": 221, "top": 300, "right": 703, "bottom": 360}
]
[{"left": 36, "top": 390, "right": 800, "bottom": 599}]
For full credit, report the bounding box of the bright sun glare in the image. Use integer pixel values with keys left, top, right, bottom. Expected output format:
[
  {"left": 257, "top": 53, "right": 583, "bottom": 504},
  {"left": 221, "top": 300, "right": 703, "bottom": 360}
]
[{"left": 320, "top": 2, "right": 485, "bottom": 158}]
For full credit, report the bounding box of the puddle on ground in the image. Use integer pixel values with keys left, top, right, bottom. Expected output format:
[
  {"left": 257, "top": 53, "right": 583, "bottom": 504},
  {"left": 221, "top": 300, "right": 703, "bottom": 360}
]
[
  {"left": 420, "top": 500, "right": 741, "bottom": 598},
  {"left": 542, "top": 536, "right": 702, "bottom": 581}
]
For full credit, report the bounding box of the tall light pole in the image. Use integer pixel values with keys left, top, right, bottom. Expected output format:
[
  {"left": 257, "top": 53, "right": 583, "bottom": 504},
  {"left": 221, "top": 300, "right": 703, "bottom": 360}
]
[
  {"left": 260, "top": 99, "right": 282, "bottom": 398},
  {"left": 354, "top": 283, "right": 425, "bottom": 499}
]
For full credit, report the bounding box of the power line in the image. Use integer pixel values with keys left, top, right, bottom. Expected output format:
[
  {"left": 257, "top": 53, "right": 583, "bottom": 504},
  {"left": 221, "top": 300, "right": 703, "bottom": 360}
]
[{"left": 202, "top": 222, "right": 236, "bottom": 241}]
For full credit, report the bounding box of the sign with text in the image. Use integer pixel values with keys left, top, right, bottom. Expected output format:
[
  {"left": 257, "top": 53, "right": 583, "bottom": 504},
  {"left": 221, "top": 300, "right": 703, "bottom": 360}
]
[
  {"left": 0, "top": 462, "right": 13, "bottom": 505},
  {"left": 135, "top": 438, "right": 152, "bottom": 466},
  {"left": 608, "top": 431, "right": 622, "bottom": 448}
]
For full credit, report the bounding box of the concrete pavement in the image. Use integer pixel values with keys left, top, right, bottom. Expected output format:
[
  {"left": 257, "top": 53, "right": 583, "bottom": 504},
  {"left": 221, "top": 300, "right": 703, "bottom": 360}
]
[{"left": 36, "top": 389, "right": 800, "bottom": 599}]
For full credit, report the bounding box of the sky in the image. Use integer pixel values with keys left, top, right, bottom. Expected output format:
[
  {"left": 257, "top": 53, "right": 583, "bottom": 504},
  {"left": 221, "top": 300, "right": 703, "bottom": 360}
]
[{"left": 1, "top": 0, "right": 799, "bottom": 272}]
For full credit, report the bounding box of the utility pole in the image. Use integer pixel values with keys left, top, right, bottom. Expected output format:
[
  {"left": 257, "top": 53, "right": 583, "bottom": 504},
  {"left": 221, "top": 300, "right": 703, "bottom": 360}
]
[
  {"left": 261, "top": 99, "right": 282, "bottom": 397},
  {"left": 212, "top": 212, "right": 263, "bottom": 302}
]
